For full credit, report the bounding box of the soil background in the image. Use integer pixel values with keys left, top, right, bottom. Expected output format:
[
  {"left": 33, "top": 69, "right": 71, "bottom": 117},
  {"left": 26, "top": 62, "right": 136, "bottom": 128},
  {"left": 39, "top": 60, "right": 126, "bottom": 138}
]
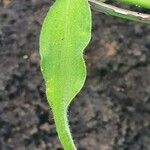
[{"left": 0, "top": 0, "right": 150, "bottom": 150}]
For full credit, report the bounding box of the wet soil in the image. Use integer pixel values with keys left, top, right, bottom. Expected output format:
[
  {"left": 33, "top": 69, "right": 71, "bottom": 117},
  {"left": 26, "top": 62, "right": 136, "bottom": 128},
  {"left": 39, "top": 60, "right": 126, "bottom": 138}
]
[{"left": 0, "top": 0, "right": 150, "bottom": 150}]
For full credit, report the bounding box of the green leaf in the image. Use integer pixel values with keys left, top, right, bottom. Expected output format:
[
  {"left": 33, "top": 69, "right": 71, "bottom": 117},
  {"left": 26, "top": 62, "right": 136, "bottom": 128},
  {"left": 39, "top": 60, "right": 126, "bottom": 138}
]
[{"left": 39, "top": 0, "right": 91, "bottom": 149}]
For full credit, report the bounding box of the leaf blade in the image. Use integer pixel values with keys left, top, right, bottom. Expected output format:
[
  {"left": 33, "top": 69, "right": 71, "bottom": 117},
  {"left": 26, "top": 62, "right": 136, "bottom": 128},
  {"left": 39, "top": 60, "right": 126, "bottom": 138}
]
[{"left": 40, "top": 0, "right": 91, "bottom": 106}]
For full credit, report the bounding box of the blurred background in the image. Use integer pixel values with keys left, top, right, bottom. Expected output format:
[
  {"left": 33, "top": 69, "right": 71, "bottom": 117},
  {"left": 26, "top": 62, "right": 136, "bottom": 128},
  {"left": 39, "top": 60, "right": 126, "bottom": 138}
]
[{"left": 0, "top": 0, "right": 150, "bottom": 150}]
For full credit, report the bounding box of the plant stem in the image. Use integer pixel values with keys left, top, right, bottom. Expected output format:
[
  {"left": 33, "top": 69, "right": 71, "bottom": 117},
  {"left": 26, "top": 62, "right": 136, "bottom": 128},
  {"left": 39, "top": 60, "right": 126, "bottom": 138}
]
[
  {"left": 116, "top": 0, "right": 150, "bottom": 9},
  {"left": 53, "top": 108, "right": 76, "bottom": 150},
  {"left": 89, "top": 0, "right": 150, "bottom": 24}
]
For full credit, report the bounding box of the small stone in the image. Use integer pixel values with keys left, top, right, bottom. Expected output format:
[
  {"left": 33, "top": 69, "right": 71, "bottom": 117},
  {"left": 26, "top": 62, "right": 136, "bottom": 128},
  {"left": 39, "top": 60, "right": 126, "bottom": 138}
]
[
  {"left": 40, "top": 123, "right": 50, "bottom": 132},
  {"left": 30, "top": 52, "right": 39, "bottom": 64},
  {"left": 38, "top": 141, "right": 46, "bottom": 149},
  {"left": 133, "top": 50, "right": 142, "bottom": 56},
  {"left": 23, "top": 55, "right": 28, "bottom": 59},
  {"left": 29, "top": 126, "right": 38, "bottom": 135},
  {"left": 140, "top": 54, "right": 146, "bottom": 62}
]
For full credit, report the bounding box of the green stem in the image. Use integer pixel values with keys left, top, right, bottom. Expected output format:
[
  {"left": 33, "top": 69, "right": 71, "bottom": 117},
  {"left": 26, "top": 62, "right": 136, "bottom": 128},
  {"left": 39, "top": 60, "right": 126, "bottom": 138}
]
[
  {"left": 89, "top": 0, "right": 150, "bottom": 24},
  {"left": 116, "top": 0, "right": 150, "bottom": 9},
  {"left": 53, "top": 108, "right": 76, "bottom": 150}
]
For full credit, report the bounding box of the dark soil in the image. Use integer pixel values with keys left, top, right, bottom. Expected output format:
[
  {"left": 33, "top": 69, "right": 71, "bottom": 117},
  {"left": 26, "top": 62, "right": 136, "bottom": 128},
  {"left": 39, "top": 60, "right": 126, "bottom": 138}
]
[{"left": 0, "top": 0, "right": 150, "bottom": 150}]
